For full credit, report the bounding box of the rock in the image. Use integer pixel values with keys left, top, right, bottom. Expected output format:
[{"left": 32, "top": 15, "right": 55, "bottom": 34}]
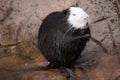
[
  {"left": 84, "top": 49, "right": 120, "bottom": 80},
  {"left": 0, "top": 0, "right": 120, "bottom": 80},
  {"left": 22, "top": 70, "right": 66, "bottom": 80}
]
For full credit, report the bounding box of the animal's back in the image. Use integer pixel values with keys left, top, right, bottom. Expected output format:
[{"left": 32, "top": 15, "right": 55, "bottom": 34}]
[{"left": 38, "top": 12, "right": 68, "bottom": 67}]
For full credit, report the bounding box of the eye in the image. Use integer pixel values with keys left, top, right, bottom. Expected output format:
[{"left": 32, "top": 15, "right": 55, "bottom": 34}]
[{"left": 72, "top": 14, "right": 76, "bottom": 16}]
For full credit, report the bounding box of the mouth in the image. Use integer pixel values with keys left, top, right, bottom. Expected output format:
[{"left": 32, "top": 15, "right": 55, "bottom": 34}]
[{"left": 86, "top": 22, "right": 89, "bottom": 26}]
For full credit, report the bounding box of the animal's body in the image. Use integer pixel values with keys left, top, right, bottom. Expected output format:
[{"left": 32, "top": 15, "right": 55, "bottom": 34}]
[{"left": 38, "top": 7, "right": 91, "bottom": 77}]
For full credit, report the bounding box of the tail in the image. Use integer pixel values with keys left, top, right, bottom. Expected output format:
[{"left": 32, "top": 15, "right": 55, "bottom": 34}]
[{"left": 0, "top": 65, "right": 49, "bottom": 72}]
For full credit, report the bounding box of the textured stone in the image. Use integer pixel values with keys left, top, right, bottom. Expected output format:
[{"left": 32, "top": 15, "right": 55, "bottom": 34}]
[{"left": 0, "top": 0, "right": 120, "bottom": 80}]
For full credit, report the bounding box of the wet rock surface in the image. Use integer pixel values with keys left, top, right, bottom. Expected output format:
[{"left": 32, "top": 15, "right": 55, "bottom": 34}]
[{"left": 0, "top": 0, "right": 120, "bottom": 80}]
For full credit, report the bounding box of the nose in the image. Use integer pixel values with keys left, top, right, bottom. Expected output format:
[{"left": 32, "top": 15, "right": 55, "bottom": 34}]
[{"left": 84, "top": 16, "right": 89, "bottom": 20}]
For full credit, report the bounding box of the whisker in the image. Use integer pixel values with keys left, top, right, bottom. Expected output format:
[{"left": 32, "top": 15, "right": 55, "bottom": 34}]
[{"left": 64, "top": 26, "right": 74, "bottom": 37}]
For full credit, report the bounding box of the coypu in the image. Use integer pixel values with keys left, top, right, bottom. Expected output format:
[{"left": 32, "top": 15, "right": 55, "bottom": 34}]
[{"left": 38, "top": 6, "right": 91, "bottom": 78}]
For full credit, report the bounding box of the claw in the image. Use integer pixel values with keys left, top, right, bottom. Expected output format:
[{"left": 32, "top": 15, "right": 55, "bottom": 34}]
[
  {"left": 77, "top": 59, "right": 96, "bottom": 69},
  {"left": 60, "top": 67, "right": 76, "bottom": 78}
]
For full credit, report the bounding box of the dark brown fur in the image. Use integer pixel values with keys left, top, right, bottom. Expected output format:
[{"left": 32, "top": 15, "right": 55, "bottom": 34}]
[{"left": 38, "top": 9, "right": 91, "bottom": 69}]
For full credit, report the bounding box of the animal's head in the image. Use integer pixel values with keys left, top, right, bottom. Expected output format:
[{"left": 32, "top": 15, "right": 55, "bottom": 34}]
[{"left": 62, "top": 7, "right": 91, "bottom": 29}]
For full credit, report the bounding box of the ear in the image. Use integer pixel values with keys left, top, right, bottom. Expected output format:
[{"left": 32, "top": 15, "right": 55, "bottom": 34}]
[
  {"left": 62, "top": 9, "right": 69, "bottom": 15},
  {"left": 63, "top": 10, "right": 67, "bottom": 14},
  {"left": 70, "top": 3, "right": 79, "bottom": 7}
]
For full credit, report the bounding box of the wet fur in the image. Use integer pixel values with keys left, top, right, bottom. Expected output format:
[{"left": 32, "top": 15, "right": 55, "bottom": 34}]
[{"left": 38, "top": 8, "right": 91, "bottom": 68}]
